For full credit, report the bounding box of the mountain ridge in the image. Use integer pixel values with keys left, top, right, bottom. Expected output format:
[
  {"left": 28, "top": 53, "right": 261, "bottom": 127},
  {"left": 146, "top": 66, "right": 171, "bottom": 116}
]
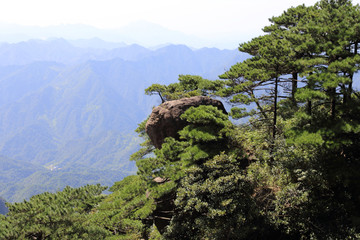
[
  {"left": 0, "top": 22, "right": 239, "bottom": 49},
  {"left": 0, "top": 39, "right": 245, "bottom": 202}
]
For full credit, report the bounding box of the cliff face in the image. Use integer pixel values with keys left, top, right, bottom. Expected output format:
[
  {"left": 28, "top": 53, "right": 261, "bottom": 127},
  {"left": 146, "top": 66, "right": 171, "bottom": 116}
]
[
  {"left": 145, "top": 96, "right": 227, "bottom": 149},
  {"left": 144, "top": 96, "right": 227, "bottom": 233}
]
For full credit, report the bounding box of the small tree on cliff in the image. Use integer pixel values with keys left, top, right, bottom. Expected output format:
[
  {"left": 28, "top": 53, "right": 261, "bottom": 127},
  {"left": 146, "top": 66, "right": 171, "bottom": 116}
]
[{"left": 145, "top": 75, "right": 224, "bottom": 102}]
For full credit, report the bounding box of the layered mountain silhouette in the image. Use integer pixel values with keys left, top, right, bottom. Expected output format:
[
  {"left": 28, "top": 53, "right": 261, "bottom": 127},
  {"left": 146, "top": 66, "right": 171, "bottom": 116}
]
[
  {"left": 0, "top": 22, "right": 241, "bottom": 49},
  {"left": 0, "top": 39, "right": 247, "bottom": 202}
]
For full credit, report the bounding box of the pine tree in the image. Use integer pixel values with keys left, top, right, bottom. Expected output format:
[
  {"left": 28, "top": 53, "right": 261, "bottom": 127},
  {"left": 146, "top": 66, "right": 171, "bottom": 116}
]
[
  {"left": 88, "top": 175, "right": 154, "bottom": 239},
  {"left": 0, "top": 184, "right": 108, "bottom": 240},
  {"left": 145, "top": 75, "right": 223, "bottom": 102},
  {"left": 165, "top": 153, "right": 274, "bottom": 240},
  {"left": 218, "top": 33, "right": 295, "bottom": 141}
]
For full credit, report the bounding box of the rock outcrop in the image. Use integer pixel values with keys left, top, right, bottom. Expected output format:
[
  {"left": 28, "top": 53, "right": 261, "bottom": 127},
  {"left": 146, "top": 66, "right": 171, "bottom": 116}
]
[{"left": 145, "top": 96, "right": 227, "bottom": 149}]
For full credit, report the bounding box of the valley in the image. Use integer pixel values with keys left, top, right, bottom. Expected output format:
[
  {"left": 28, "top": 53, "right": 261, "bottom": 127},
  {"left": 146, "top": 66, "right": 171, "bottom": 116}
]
[{"left": 0, "top": 39, "right": 246, "bottom": 202}]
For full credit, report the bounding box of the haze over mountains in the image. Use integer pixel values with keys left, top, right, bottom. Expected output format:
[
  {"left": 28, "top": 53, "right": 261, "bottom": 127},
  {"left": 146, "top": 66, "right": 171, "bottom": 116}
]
[
  {"left": 0, "top": 21, "right": 241, "bottom": 49},
  {"left": 0, "top": 38, "right": 248, "bottom": 202}
]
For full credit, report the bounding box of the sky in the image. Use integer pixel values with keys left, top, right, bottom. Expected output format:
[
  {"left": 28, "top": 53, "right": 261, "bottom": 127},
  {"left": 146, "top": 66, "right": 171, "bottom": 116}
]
[{"left": 1, "top": 0, "right": 360, "bottom": 47}]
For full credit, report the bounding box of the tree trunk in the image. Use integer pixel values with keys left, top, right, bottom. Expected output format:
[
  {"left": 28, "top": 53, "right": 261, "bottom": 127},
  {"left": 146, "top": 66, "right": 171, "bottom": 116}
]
[
  {"left": 330, "top": 87, "right": 336, "bottom": 119},
  {"left": 159, "top": 93, "right": 165, "bottom": 103},
  {"left": 307, "top": 100, "right": 312, "bottom": 116},
  {"left": 273, "top": 77, "right": 279, "bottom": 139},
  {"left": 307, "top": 72, "right": 313, "bottom": 120},
  {"left": 291, "top": 72, "right": 298, "bottom": 106},
  {"left": 348, "top": 42, "right": 358, "bottom": 102},
  {"left": 249, "top": 90, "right": 269, "bottom": 121}
]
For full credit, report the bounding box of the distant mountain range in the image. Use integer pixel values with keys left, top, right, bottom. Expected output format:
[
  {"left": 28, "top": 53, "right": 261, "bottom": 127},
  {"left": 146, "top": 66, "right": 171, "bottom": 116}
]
[
  {"left": 0, "top": 22, "right": 242, "bottom": 49},
  {"left": 0, "top": 39, "right": 248, "bottom": 202}
]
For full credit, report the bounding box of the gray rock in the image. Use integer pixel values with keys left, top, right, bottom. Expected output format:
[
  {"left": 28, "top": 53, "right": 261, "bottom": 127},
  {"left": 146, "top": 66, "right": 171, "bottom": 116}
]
[{"left": 145, "top": 96, "right": 227, "bottom": 148}]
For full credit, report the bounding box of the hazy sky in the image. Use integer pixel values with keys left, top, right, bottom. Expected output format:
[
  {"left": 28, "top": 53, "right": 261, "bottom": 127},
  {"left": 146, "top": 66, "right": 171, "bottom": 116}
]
[{"left": 1, "top": 0, "right": 360, "bottom": 46}]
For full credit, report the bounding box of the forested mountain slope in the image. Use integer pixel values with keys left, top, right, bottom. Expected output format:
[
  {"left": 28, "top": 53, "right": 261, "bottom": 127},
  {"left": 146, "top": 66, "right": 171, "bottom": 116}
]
[
  {"left": 0, "top": 41, "right": 244, "bottom": 202},
  {"left": 1, "top": 1, "right": 360, "bottom": 239}
]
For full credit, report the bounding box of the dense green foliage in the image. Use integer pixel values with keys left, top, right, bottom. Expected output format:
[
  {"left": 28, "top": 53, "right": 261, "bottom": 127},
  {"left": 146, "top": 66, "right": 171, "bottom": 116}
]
[
  {"left": 0, "top": 184, "right": 108, "bottom": 239},
  {"left": 138, "top": 1, "right": 360, "bottom": 238},
  {"left": 145, "top": 75, "right": 224, "bottom": 102},
  {"left": 164, "top": 153, "right": 270, "bottom": 240},
  {"left": 2, "top": 0, "right": 360, "bottom": 239}
]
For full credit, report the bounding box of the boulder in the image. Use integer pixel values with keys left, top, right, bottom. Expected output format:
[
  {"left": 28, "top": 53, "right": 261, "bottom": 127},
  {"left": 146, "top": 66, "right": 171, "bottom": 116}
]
[{"left": 145, "top": 96, "right": 227, "bottom": 149}]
